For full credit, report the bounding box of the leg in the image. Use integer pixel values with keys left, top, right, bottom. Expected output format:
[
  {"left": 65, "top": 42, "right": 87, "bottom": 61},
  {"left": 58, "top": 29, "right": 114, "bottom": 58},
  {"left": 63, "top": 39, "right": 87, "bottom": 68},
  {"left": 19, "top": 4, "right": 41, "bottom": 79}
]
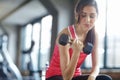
[
  {"left": 96, "top": 74, "right": 112, "bottom": 80},
  {"left": 72, "top": 74, "right": 112, "bottom": 80},
  {"left": 46, "top": 75, "right": 63, "bottom": 80}
]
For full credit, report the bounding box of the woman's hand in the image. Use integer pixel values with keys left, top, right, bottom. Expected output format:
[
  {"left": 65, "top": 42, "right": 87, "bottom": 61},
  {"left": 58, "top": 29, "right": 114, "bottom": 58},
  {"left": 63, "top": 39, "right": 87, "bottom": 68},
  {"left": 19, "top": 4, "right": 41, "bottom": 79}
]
[
  {"left": 71, "top": 38, "right": 83, "bottom": 53},
  {"left": 87, "top": 75, "right": 96, "bottom": 80}
]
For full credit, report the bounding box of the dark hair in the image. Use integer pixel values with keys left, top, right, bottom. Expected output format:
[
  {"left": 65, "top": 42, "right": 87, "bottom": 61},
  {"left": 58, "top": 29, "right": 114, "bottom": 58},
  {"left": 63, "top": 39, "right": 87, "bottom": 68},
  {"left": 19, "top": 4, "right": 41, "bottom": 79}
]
[
  {"left": 75, "top": 0, "right": 98, "bottom": 45},
  {"left": 85, "top": 27, "right": 95, "bottom": 45}
]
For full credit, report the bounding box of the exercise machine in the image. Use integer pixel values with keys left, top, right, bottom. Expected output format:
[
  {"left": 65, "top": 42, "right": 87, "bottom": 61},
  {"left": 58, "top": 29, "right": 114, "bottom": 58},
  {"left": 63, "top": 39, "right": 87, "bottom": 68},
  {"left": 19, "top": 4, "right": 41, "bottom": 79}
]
[{"left": 0, "top": 35, "right": 22, "bottom": 80}]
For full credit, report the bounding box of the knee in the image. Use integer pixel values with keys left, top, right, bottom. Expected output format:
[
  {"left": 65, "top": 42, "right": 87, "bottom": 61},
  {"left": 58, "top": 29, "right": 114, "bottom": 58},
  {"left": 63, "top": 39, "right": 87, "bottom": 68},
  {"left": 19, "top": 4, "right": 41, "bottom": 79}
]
[{"left": 96, "top": 74, "right": 112, "bottom": 80}]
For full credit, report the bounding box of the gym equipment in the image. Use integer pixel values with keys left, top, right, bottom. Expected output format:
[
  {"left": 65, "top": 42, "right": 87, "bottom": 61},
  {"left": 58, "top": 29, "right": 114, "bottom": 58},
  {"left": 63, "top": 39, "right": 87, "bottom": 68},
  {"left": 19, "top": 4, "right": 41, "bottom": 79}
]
[
  {"left": 0, "top": 36, "right": 41, "bottom": 80},
  {"left": 0, "top": 24, "right": 42, "bottom": 80},
  {"left": 59, "top": 34, "right": 93, "bottom": 54},
  {"left": 0, "top": 35, "right": 22, "bottom": 80}
]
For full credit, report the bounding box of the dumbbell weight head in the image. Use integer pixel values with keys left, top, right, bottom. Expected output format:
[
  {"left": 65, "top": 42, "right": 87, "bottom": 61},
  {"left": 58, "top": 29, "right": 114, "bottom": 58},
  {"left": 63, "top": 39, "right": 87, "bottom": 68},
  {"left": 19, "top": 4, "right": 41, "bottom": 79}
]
[
  {"left": 83, "top": 42, "right": 93, "bottom": 54},
  {"left": 59, "top": 34, "right": 69, "bottom": 46}
]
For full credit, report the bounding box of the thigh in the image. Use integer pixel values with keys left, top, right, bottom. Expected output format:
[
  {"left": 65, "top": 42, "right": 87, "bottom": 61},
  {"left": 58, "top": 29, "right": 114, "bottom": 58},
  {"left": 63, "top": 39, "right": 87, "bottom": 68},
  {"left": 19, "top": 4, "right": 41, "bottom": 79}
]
[
  {"left": 96, "top": 74, "right": 112, "bottom": 80},
  {"left": 46, "top": 75, "right": 63, "bottom": 80},
  {"left": 72, "top": 74, "right": 89, "bottom": 80}
]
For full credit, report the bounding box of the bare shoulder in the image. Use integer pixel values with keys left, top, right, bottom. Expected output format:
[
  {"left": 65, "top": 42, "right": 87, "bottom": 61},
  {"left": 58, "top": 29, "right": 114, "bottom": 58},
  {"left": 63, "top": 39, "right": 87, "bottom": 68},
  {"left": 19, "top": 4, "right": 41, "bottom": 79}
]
[
  {"left": 60, "top": 27, "right": 69, "bottom": 35},
  {"left": 95, "top": 31, "right": 98, "bottom": 36},
  {"left": 56, "top": 27, "right": 69, "bottom": 44},
  {"left": 95, "top": 31, "right": 99, "bottom": 40}
]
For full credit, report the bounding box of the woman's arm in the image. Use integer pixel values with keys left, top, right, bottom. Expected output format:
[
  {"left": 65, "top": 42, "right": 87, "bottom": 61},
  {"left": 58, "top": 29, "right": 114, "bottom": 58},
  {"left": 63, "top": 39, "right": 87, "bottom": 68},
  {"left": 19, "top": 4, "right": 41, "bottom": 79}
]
[
  {"left": 57, "top": 28, "right": 83, "bottom": 80},
  {"left": 88, "top": 32, "right": 100, "bottom": 80}
]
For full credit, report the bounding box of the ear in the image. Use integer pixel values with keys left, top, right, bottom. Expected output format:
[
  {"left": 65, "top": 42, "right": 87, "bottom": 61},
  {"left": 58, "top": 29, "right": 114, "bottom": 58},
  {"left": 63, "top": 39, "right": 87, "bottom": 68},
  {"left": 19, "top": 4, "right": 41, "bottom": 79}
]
[
  {"left": 75, "top": 13, "right": 79, "bottom": 24},
  {"left": 75, "top": 12, "right": 78, "bottom": 21}
]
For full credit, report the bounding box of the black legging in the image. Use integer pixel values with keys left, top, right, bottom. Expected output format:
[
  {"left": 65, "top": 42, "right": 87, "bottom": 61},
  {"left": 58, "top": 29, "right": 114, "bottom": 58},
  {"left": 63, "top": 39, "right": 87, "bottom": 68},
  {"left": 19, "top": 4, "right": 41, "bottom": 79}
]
[{"left": 46, "top": 74, "right": 112, "bottom": 80}]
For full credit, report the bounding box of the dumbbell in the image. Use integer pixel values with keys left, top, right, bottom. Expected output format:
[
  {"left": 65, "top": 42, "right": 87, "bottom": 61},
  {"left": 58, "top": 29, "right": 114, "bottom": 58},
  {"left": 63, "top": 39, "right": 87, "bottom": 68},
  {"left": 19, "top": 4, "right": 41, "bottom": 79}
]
[{"left": 59, "top": 34, "right": 93, "bottom": 54}]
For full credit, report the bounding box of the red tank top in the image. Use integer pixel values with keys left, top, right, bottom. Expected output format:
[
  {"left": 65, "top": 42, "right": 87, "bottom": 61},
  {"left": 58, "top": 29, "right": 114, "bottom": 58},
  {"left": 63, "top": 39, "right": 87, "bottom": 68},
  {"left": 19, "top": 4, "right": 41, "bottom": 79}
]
[{"left": 46, "top": 25, "right": 88, "bottom": 78}]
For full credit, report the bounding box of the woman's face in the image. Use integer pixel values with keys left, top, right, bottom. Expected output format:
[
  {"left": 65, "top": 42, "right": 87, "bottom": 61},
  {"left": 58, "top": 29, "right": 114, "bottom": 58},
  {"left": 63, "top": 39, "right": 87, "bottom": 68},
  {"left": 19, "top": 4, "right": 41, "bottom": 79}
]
[{"left": 79, "top": 5, "right": 97, "bottom": 32}]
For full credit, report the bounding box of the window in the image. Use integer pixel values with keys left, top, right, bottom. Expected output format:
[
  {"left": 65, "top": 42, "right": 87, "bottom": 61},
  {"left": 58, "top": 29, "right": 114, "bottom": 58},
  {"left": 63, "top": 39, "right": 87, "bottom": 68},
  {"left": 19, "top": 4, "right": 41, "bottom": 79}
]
[
  {"left": 21, "top": 15, "right": 53, "bottom": 71},
  {"left": 107, "top": 0, "right": 120, "bottom": 68},
  {"left": 39, "top": 15, "right": 53, "bottom": 69},
  {"left": 84, "top": 0, "right": 120, "bottom": 69}
]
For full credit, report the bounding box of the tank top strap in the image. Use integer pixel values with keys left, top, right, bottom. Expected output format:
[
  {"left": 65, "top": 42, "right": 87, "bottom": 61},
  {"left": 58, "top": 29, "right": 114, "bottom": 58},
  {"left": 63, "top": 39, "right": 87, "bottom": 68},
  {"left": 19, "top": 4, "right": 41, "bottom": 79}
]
[{"left": 68, "top": 25, "right": 76, "bottom": 39}]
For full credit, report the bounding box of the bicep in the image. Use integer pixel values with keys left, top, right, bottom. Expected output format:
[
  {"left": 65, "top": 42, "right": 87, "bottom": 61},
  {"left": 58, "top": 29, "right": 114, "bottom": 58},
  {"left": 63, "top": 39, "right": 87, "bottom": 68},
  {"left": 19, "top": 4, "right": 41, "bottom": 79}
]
[
  {"left": 58, "top": 44, "right": 70, "bottom": 74},
  {"left": 91, "top": 32, "right": 99, "bottom": 66}
]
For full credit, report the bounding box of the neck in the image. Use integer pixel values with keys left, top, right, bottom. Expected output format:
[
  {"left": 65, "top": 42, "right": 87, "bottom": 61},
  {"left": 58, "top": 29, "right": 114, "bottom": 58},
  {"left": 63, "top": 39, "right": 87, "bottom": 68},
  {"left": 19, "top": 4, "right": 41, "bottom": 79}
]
[{"left": 74, "top": 24, "right": 87, "bottom": 39}]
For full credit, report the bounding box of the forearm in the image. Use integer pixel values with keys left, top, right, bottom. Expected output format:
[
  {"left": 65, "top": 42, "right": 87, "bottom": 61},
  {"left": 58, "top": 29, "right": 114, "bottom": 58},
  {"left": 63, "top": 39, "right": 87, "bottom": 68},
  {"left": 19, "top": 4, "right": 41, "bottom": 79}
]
[
  {"left": 87, "top": 66, "right": 100, "bottom": 80},
  {"left": 90, "top": 65, "right": 100, "bottom": 77},
  {"left": 63, "top": 51, "right": 80, "bottom": 80}
]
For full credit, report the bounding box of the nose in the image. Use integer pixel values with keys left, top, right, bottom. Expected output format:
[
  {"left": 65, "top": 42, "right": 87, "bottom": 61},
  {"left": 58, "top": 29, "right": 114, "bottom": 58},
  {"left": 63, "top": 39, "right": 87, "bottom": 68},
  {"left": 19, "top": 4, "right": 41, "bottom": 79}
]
[{"left": 86, "top": 16, "right": 90, "bottom": 23}]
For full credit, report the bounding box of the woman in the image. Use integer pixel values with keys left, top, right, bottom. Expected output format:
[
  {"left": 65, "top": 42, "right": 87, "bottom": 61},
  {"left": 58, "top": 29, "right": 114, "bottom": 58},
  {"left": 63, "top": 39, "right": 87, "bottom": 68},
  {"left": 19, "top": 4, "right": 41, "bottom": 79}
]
[{"left": 45, "top": 0, "right": 112, "bottom": 80}]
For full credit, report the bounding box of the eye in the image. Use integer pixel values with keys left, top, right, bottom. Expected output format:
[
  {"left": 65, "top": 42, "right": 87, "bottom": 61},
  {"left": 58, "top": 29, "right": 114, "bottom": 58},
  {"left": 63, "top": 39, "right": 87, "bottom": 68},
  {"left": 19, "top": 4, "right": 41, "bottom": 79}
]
[
  {"left": 90, "top": 14, "right": 96, "bottom": 18},
  {"left": 81, "top": 13, "right": 87, "bottom": 18}
]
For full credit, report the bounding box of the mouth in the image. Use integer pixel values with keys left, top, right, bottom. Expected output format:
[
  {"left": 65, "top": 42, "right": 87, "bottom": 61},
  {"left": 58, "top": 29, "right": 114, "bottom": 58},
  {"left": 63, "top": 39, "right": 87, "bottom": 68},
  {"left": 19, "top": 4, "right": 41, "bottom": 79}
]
[{"left": 84, "top": 24, "right": 90, "bottom": 28}]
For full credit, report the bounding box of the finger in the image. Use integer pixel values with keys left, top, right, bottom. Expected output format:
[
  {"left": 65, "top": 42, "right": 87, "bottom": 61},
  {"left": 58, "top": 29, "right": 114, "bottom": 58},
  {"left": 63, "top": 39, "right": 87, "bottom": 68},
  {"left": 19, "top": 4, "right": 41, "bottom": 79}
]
[
  {"left": 76, "top": 39, "right": 82, "bottom": 45},
  {"left": 69, "top": 38, "right": 74, "bottom": 45}
]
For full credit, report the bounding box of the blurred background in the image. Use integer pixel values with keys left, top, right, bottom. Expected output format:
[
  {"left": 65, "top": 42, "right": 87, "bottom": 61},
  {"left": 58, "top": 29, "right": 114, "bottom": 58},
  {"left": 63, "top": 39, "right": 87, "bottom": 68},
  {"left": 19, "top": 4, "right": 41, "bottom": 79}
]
[{"left": 0, "top": 0, "right": 120, "bottom": 80}]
